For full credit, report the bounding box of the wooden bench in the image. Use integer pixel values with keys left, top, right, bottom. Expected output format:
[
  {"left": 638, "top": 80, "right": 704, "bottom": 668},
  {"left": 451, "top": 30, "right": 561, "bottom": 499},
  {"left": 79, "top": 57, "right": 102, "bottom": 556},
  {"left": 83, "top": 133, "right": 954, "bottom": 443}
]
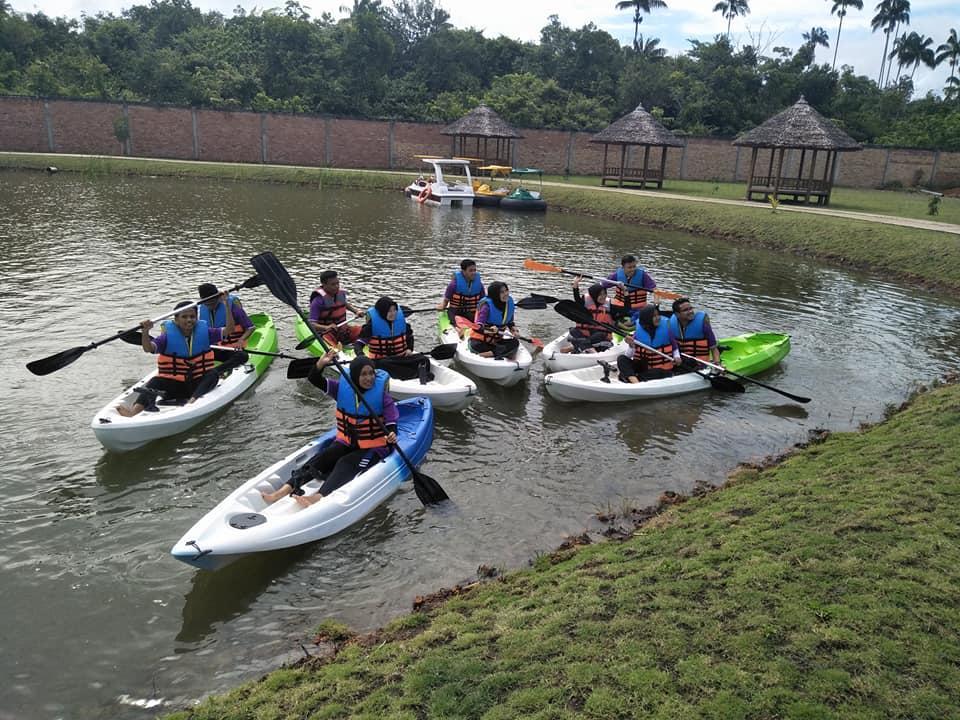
[
  {"left": 746, "top": 176, "right": 832, "bottom": 205},
  {"left": 601, "top": 166, "right": 664, "bottom": 189}
]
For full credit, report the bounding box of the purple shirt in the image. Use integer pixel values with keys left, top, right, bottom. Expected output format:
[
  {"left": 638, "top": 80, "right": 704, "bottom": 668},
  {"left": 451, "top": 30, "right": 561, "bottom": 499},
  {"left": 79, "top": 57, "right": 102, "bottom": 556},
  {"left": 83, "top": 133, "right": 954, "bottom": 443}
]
[
  {"left": 322, "top": 377, "right": 399, "bottom": 454},
  {"left": 444, "top": 278, "right": 487, "bottom": 302},
  {"left": 474, "top": 302, "right": 516, "bottom": 327},
  {"left": 604, "top": 270, "right": 657, "bottom": 291},
  {"left": 229, "top": 302, "right": 254, "bottom": 330},
  {"left": 153, "top": 327, "right": 223, "bottom": 354}
]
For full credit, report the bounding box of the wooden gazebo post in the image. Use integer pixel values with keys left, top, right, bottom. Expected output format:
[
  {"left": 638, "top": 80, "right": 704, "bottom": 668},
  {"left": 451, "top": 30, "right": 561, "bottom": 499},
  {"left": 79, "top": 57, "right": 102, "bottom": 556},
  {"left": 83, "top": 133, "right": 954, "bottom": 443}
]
[{"left": 441, "top": 104, "right": 522, "bottom": 167}]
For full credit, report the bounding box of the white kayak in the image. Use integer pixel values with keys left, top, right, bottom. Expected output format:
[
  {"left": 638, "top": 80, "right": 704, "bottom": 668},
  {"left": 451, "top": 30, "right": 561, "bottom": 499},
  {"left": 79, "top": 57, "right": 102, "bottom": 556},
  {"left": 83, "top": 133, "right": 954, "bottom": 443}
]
[
  {"left": 541, "top": 333, "right": 630, "bottom": 372},
  {"left": 544, "top": 363, "right": 715, "bottom": 403},
  {"left": 455, "top": 335, "right": 533, "bottom": 387},
  {"left": 91, "top": 314, "right": 278, "bottom": 452},
  {"left": 171, "top": 397, "right": 434, "bottom": 571}
]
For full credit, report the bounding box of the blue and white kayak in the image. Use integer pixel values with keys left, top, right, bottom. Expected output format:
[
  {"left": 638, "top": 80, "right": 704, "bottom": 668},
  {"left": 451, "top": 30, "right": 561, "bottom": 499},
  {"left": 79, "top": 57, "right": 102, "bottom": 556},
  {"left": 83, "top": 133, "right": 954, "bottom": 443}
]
[{"left": 171, "top": 397, "right": 434, "bottom": 571}]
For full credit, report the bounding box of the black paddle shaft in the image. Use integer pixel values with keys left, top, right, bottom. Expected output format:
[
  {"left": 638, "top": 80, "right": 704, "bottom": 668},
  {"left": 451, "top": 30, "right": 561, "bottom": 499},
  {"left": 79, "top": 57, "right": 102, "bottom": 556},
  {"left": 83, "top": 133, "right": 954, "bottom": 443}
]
[{"left": 250, "top": 252, "right": 448, "bottom": 505}]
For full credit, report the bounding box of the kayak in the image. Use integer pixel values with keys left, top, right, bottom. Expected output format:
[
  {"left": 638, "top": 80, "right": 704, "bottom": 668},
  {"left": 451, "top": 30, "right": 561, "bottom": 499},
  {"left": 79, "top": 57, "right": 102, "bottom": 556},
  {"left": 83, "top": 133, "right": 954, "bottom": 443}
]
[
  {"left": 294, "top": 316, "right": 477, "bottom": 411},
  {"left": 541, "top": 332, "right": 630, "bottom": 372},
  {"left": 438, "top": 311, "right": 533, "bottom": 386},
  {"left": 544, "top": 332, "right": 790, "bottom": 403},
  {"left": 170, "top": 397, "right": 434, "bottom": 571},
  {"left": 91, "top": 313, "right": 278, "bottom": 452}
]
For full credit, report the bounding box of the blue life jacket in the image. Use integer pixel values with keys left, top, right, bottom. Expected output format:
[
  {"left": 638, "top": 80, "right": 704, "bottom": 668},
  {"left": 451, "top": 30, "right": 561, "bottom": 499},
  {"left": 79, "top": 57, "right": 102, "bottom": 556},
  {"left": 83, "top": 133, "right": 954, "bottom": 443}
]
[
  {"left": 367, "top": 306, "right": 409, "bottom": 358},
  {"left": 669, "top": 311, "right": 712, "bottom": 359},
  {"left": 198, "top": 294, "right": 240, "bottom": 328},
  {"left": 451, "top": 271, "right": 484, "bottom": 312},
  {"left": 335, "top": 369, "right": 390, "bottom": 448},
  {"left": 477, "top": 296, "right": 515, "bottom": 327},
  {"left": 633, "top": 321, "right": 674, "bottom": 369}
]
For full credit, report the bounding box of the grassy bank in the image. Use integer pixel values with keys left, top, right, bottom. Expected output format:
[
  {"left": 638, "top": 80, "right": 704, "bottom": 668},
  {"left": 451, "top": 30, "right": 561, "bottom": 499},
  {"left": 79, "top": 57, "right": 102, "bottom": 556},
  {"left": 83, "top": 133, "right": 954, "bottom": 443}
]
[
  {"left": 4, "top": 153, "right": 960, "bottom": 291},
  {"left": 168, "top": 380, "right": 960, "bottom": 719}
]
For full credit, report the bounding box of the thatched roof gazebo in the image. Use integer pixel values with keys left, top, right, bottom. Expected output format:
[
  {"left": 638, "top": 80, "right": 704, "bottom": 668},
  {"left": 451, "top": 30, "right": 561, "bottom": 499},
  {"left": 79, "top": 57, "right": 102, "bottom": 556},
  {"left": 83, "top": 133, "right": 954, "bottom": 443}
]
[
  {"left": 590, "top": 104, "right": 684, "bottom": 189},
  {"left": 734, "top": 96, "right": 861, "bottom": 206},
  {"left": 441, "top": 104, "right": 522, "bottom": 166}
]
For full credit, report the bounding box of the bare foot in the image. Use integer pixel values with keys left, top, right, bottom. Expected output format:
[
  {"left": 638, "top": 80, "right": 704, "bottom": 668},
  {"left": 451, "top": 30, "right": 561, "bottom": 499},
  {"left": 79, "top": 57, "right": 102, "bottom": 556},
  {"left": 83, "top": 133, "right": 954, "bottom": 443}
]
[
  {"left": 479, "top": 351, "right": 494, "bottom": 358},
  {"left": 294, "top": 493, "right": 324, "bottom": 507},
  {"left": 115, "top": 404, "right": 142, "bottom": 417},
  {"left": 628, "top": 376, "right": 640, "bottom": 384},
  {"left": 261, "top": 485, "right": 292, "bottom": 504}
]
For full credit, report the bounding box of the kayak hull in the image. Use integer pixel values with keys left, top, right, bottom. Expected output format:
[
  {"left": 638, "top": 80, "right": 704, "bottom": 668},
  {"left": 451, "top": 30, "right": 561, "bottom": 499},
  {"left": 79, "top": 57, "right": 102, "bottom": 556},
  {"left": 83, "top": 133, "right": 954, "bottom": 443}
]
[
  {"left": 544, "top": 333, "right": 790, "bottom": 403},
  {"left": 91, "top": 313, "right": 278, "bottom": 452},
  {"left": 170, "top": 398, "right": 434, "bottom": 571},
  {"left": 541, "top": 332, "right": 630, "bottom": 372},
  {"left": 438, "top": 311, "right": 532, "bottom": 386}
]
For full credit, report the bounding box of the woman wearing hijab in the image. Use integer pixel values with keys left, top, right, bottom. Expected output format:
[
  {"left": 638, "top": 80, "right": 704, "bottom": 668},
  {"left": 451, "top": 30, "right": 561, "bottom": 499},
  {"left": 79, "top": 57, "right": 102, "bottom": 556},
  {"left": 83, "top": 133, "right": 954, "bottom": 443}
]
[
  {"left": 615, "top": 304, "right": 681, "bottom": 383},
  {"left": 355, "top": 296, "right": 431, "bottom": 383},
  {"left": 562, "top": 275, "right": 618, "bottom": 353},
  {"left": 469, "top": 281, "right": 521, "bottom": 360},
  {"left": 261, "top": 352, "right": 398, "bottom": 507}
]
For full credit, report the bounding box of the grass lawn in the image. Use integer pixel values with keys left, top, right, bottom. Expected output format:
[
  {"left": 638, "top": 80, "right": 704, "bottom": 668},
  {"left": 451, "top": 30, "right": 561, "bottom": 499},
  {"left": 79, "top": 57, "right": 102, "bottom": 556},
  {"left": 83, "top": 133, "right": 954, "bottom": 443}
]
[
  {"left": 542, "top": 175, "right": 960, "bottom": 226},
  {"left": 166, "top": 380, "right": 960, "bottom": 720}
]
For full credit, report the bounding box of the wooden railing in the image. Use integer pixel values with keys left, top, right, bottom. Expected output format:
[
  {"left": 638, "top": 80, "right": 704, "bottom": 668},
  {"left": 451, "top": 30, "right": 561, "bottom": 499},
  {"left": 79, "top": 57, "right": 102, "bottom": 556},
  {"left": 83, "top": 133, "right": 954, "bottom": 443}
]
[
  {"left": 749, "top": 176, "right": 829, "bottom": 192},
  {"left": 603, "top": 166, "right": 662, "bottom": 180}
]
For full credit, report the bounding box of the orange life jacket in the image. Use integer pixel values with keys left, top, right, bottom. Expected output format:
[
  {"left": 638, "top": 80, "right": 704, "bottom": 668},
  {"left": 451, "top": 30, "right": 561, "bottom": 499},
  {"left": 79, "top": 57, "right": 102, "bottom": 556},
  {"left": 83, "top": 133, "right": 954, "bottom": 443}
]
[
  {"left": 574, "top": 296, "right": 613, "bottom": 338},
  {"left": 634, "top": 322, "right": 675, "bottom": 370},
  {"left": 669, "top": 312, "right": 712, "bottom": 361},
  {"left": 156, "top": 322, "right": 216, "bottom": 382},
  {"left": 334, "top": 370, "right": 389, "bottom": 449}
]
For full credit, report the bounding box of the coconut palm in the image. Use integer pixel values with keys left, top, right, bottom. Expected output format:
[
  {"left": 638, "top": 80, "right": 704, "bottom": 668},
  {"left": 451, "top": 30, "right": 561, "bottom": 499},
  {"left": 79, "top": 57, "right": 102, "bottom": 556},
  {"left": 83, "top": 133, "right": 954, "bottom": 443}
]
[
  {"left": 936, "top": 29, "right": 960, "bottom": 99},
  {"left": 712, "top": 0, "right": 750, "bottom": 41},
  {"left": 892, "top": 31, "right": 935, "bottom": 81},
  {"left": 883, "top": 0, "right": 910, "bottom": 86},
  {"left": 637, "top": 34, "right": 667, "bottom": 60},
  {"left": 871, "top": 1, "right": 896, "bottom": 86},
  {"left": 828, "top": 0, "right": 864, "bottom": 70},
  {"left": 801, "top": 27, "right": 830, "bottom": 64},
  {"left": 616, "top": 0, "right": 668, "bottom": 53}
]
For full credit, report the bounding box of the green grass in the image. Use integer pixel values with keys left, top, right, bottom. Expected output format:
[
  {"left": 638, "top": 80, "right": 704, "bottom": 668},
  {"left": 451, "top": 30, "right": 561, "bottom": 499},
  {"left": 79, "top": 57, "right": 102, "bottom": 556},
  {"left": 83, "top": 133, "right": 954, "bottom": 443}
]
[{"left": 166, "top": 380, "right": 960, "bottom": 719}]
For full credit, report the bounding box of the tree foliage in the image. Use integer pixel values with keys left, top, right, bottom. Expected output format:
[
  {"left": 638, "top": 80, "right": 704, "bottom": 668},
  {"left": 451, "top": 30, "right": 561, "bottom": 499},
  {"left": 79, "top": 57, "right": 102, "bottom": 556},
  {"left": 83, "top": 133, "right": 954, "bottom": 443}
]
[{"left": 0, "top": 0, "right": 955, "bottom": 147}]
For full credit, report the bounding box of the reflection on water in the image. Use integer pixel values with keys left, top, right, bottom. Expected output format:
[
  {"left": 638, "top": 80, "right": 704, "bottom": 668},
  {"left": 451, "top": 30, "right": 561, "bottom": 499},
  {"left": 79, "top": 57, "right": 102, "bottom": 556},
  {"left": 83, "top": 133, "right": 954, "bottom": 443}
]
[{"left": 1, "top": 170, "right": 959, "bottom": 719}]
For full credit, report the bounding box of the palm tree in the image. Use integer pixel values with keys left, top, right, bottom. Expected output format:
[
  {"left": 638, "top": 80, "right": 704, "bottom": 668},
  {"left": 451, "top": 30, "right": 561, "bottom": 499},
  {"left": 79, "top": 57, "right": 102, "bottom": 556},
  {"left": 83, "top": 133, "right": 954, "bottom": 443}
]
[
  {"left": 803, "top": 26, "right": 830, "bottom": 55},
  {"left": 828, "top": 0, "right": 864, "bottom": 70},
  {"left": 637, "top": 34, "right": 667, "bottom": 60},
  {"left": 935, "top": 28, "right": 960, "bottom": 99},
  {"left": 871, "top": 1, "right": 895, "bottom": 86},
  {"left": 712, "top": 0, "right": 750, "bottom": 41},
  {"left": 884, "top": 0, "right": 910, "bottom": 86},
  {"left": 892, "top": 31, "right": 935, "bottom": 81},
  {"left": 616, "top": 0, "right": 668, "bottom": 53}
]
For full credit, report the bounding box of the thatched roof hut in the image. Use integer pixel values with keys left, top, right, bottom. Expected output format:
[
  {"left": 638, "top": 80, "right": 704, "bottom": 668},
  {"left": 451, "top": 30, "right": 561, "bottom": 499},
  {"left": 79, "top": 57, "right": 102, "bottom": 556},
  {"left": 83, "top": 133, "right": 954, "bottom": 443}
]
[
  {"left": 733, "top": 96, "right": 861, "bottom": 205},
  {"left": 442, "top": 105, "right": 522, "bottom": 165},
  {"left": 590, "top": 104, "right": 684, "bottom": 189}
]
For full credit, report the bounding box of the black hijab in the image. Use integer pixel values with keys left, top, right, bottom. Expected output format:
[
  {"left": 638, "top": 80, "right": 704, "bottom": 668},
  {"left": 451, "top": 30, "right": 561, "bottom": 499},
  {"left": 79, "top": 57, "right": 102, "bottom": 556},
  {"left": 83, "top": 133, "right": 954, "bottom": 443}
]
[
  {"left": 373, "top": 296, "right": 396, "bottom": 321},
  {"left": 587, "top": 283, "right": 605, "bottom": 305},
  {"left": 486, "top": 281, "right": 508, "bottom": 312},
  {"left": 348, "top": 356, "right": 376, "bottom": 387},
  {"left": 637, "top": 304, "right": 659, "bottom": 335}
]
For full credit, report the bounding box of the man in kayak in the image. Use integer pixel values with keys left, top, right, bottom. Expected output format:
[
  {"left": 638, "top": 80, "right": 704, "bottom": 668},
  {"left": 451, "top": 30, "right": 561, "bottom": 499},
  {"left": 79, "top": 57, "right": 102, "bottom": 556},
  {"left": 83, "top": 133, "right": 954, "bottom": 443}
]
[
  {"left": 667, "top": 297, "right": 723, "bottom": 369},
  {"left": 261, "top": 352, "right": 398, "bottom": 507},
  {"left": 197, "top": 282, "right": 254, "bottom": 350},
  {"left": 438, "top": 259, "right": 485, "bottom": 322},
  {"left": 356, "top": 296, "right": 432, "bottom": 384},
  {"left": 309, "top": 270, "right": 365, "bottom": 345},
  {"left": 616, "top": 304, "right": 681, "bottom": 383},
  {"left": 470, "top": 281, "right": 521, "bottom": 360},
  {"left": 115, "top": 297, "right": 250, "bottom": 417},
  {"left": 605, "top": 254, "right": 657, "bottom": 314}
]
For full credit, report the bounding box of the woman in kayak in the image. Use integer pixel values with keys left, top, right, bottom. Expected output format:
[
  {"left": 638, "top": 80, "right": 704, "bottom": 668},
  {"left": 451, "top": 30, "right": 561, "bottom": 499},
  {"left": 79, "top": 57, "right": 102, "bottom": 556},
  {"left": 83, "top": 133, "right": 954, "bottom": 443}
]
[
  {"left": 116, "top": 298, "right": 249, "bottom": 416},
  {"left": 616, "top": 304, "right": 681, "bottom": 383},
  {"left": 470, "top": 281, "right": 521, "bottom": 360},
  {"left": 356, "top": 296, "right": 432, "bottom": 384},
  {"left": 261, "top": 353, "right": 398, "bottom": 507},
  {"left": 561, "top": 276, "right": 633, "bottom": 354}
]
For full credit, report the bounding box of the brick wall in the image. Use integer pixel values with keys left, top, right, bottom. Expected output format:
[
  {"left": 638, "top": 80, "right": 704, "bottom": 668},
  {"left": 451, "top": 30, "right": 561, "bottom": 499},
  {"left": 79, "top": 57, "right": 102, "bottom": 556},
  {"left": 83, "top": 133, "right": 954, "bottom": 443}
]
[{"left": 3, "top": 96, "right": 959, "bottom": 189}]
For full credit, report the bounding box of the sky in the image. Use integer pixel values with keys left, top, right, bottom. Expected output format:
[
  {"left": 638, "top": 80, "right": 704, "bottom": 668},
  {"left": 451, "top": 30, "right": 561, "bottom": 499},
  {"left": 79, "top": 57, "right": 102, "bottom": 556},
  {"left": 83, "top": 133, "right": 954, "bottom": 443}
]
[{"left": 9, "top": 0, "right": 959, "bottom": 98}]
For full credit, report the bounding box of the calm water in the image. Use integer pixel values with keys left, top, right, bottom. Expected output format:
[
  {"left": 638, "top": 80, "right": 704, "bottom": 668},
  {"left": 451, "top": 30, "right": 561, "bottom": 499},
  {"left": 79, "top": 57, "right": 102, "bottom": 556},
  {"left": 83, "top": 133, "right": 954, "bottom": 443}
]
[{"left": 2, "top": 170, "right": 958, "bottom": 719}]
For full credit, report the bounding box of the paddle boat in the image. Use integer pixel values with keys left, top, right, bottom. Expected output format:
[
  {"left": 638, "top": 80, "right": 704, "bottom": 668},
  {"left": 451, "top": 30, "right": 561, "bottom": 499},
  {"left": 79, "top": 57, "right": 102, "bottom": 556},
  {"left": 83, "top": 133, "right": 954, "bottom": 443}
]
[
  {"left": 404, "top": 158, "right": 475, "bottom": 208},
  {"left": 171, "top": 397, "right": 434, "bottom": 571},
  {"left": 471, "top": 165, "right": 512, "bottom": 207},
  {"left": 544, "top": 333, "right": 790, "bottom": 403},
  {"left": 499, "top": 168, "right": 546, "bottom": 211},
  {"left": 294, "top": 316, "right": 477, "bottom": 412},
  {"left": 91, "top": 313, "right": 278, "bottom": 452},
  {"left": 437, "top": 311, "right": 532, "bottom": 387}
]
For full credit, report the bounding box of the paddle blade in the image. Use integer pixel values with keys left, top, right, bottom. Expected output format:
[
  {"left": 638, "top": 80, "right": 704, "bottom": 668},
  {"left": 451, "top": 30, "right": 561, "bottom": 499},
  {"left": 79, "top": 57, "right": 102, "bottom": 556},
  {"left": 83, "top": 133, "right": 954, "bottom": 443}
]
[
  {"left": 26, "top": 346, "right": 87, "bottom": 376},
  {"left": 250, "top": 252, "right": 299, "bottom": 310},
  {"left": 654, "top": 289, "right": 681, "bottom": 301},
  {"left": 707, "top": 374, "right": 746, "bottom": 393},
  {"left": 242, "top": 274, "right": 265, "bottom": 290},
  {"left": 454, "top": 315, "right": 479, "bottom": 330},
  {"left": 530, "top": 293, "right": 561, "bottom": 304},
  {"left": 554, "top": 299, "right": 592, "bottom": 325},
  {"left": 523, "top": 258, "right": 562, "bottom": 273},
  {"left": 287, "top": 357, "right": 317, "bottom": 379},
  {"left": 295, "top": 336, "right": 317, "bottom": 350},
  {"left": 411, "top": 467, "right": 448, "bottom": 505},
  {"left": 429, "top": 343, "right": 457, "bottom": 361},
  {"left": 119, "top": 329, "right": 143, "bottom": 345},
  {"left": 515, "top": 297, "right": 548, "bottom": 310}
]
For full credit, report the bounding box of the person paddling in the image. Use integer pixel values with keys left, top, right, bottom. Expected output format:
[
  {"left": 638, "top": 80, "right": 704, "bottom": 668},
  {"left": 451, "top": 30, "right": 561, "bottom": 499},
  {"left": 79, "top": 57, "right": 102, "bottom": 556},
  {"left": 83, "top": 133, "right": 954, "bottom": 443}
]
[
  {"left": 667, "top": 296, "right": 723, "bottom": 370},
  {"left": 197, "top": 282, "right": 254, "bottom": 349},
  {"left": 560, "top": 275, "right": 631, "bottom": 354},
  {"left": 605, "top": 254, "right": 657, "bottom": 314},
  {"left": 261, "top": 353, "right": 398, "bottom": 507},
  {"left": 438, "top": 259, "right": 485, "bottom": 322},
  {"left": 470, "top": 281, "right": 521, "bottom": 360},
  {"left": 356, "top": 296, "right": 432, "bottom": 384},
  {"left": 116, "top": 297, "right": 250, "bottom": 417},
  {"left": 309, "top": 270, "right": 364, "bottom": 345},
  {"left": 616, "top": 304, "right": 680, "bottom": 383}
]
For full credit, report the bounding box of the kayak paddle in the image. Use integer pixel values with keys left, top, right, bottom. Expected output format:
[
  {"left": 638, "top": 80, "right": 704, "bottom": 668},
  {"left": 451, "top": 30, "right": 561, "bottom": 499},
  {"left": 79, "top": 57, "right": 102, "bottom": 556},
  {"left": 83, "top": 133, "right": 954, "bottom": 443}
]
[
  {"left": 26, "top": 274, "right": 263, "bottom": 376},
  {"left": 400, "top": 296, "right": 548, "bottom": 315},
  {"left": 250, "top": 251, "right": 448, "bottom": 506},
  {"left": 523, "top": 258, "right": 681, "bottom": 300}
]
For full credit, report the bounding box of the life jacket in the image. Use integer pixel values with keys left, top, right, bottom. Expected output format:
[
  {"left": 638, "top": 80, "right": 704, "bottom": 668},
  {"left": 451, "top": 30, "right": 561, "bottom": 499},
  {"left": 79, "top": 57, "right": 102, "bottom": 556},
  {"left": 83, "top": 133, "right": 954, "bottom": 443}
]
[
  {"left": 156, "top": 320, "right": 216, "bottom": 382},
  {"left": 366, "top": 306, "right": 409, "bottom": 359},
  {"left": 310, "top": 288, "right": 347, "bottom": 326},
  {"left": 470, "top": 296, "right": 515, "bottom": 342},
  {"left": 668, "top": 311, "right": 711, "bottom": 361},
  {"left": 334, "top": 369, "right": 390, "bottom": 449},
  {"left": 198, "top": 294, "right": 246, "bottom": 347},
  {"left": 633, "top": 321, "right": 674, "bottom": 370},
  {"left": 574, "top": 295, "right": 614, "bottom": 339},
  {"left": 612, "top": 267, "right": 648, "bottom": 309},
  {"left": 449, "top": 271, "right": 484, "bottom": 314}
]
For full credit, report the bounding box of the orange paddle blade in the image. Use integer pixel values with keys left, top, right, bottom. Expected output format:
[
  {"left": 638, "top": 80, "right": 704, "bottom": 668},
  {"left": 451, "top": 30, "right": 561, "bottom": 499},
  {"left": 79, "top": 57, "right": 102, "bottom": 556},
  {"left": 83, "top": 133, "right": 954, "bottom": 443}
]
[
  {"left": 654, "top": 289, "right": 682, "bottom": 301},
  {"left": 523, "top": 258, "right": 563, "bottom": 273},
  {"left": 453, "top": 315, "right": 479, "bottom": 330}
]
